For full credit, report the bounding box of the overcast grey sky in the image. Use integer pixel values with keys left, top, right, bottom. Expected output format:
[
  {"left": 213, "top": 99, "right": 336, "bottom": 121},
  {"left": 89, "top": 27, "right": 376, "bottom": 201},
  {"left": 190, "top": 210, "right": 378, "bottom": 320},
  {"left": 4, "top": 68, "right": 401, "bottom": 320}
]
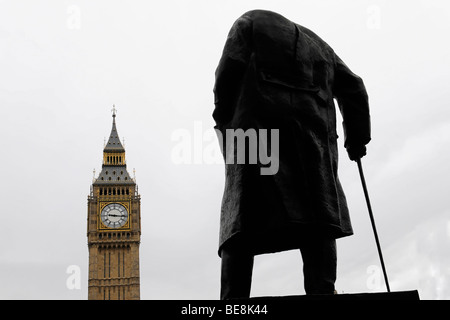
[{"left": 1, "top": 0, "right": 449, "bottom": 300}]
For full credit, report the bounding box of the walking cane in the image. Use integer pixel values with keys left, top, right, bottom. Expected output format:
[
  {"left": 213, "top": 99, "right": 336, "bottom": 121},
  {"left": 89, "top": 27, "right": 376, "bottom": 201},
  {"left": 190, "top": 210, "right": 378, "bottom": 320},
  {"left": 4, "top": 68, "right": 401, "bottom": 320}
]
[{"left": 356, "top": 158, "right": 391, "bottom": 293}]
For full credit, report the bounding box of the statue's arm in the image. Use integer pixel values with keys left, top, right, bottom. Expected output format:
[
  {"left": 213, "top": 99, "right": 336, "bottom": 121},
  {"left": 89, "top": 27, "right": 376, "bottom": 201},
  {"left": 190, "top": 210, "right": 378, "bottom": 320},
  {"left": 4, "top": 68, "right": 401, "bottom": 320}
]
[{"left": 333, "top": 55, "right": 371, "bottom": 160}]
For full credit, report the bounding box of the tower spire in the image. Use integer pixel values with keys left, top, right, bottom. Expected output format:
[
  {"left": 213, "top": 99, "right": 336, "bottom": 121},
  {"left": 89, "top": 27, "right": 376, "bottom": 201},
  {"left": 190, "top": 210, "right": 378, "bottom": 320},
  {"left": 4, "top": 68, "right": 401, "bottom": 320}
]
[
  {"left": 102, "top": 107, "right": 126, "bottom": 166},
  {"left": 104, "top": 106, "right": 124, "bottom": 152}
]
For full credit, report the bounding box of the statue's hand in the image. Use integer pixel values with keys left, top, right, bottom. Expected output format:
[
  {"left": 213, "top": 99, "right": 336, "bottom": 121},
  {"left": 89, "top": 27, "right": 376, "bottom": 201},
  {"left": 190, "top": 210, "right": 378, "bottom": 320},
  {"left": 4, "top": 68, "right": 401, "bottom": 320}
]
[{"left": 347, "top": 145, "right": 367, "bottom": 161}]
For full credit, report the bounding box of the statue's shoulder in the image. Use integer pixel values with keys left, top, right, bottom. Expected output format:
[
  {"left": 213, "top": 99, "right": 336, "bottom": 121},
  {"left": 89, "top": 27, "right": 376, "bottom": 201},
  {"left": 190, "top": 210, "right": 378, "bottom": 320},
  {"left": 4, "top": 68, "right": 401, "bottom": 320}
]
[{"left": 297, "top": 24, "right": 336, "bottom": 59}]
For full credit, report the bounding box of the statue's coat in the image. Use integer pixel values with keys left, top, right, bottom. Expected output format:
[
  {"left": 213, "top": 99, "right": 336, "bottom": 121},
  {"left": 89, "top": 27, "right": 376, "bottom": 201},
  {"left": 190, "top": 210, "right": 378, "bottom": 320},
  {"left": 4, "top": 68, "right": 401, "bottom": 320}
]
[{"left": 213, "top": 10, "right": 371, "bottom": 256}]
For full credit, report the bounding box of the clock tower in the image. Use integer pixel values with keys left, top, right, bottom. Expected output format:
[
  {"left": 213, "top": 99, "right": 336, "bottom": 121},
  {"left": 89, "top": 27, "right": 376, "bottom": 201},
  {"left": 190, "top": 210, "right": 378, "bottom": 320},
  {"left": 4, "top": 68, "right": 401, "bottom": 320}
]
[{"left": 87, "top": 107, "right": 141, "bottom": 300}]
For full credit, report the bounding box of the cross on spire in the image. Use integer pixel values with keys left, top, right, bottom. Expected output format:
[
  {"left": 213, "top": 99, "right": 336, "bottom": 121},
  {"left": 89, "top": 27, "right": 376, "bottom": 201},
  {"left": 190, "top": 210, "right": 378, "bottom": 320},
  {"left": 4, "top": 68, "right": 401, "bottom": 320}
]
[{"left": 112, "top": 104, "right": 117, "bottom": 118}]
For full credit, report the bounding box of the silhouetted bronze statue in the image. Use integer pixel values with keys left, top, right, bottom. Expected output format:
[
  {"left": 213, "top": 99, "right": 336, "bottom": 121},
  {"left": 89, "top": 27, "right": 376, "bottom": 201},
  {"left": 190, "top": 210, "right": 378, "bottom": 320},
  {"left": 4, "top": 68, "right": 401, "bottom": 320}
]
[{"left": 213, "top": 10, "right": 371, "bottom": 299}]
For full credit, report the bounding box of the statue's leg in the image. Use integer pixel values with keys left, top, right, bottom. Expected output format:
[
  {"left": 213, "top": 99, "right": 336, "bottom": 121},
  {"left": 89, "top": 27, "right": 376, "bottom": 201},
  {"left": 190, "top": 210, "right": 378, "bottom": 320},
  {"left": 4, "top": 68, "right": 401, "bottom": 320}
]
[
  {"left": 220, "top": 245, "right": 254, "bottom": 300},
  {"left": 299, "top": 237, "right": 337, "bottom": 294}
]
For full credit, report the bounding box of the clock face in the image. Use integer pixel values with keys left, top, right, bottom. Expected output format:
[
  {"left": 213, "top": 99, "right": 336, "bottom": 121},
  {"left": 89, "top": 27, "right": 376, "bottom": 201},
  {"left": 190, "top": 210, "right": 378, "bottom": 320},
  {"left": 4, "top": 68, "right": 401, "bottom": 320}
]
[{"left": 101, "top": 203, "right": 128, "bottom": 228}]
